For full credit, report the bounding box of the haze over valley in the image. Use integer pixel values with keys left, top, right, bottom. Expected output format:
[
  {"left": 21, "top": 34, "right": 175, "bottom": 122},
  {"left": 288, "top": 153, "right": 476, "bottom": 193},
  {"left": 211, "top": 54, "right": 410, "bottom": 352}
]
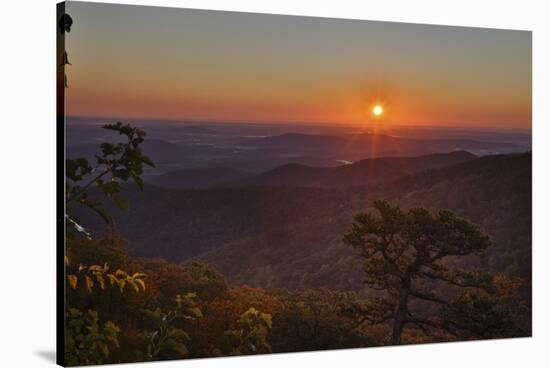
[{"left": 67, "top": 117, "right": 530, "bottom": 178}]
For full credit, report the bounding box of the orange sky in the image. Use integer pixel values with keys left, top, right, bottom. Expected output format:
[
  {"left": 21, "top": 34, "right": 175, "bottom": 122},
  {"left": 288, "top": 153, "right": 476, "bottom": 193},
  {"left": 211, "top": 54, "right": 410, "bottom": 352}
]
[{"left": 65, "top": 3, "right": 532, "bottom": 129}]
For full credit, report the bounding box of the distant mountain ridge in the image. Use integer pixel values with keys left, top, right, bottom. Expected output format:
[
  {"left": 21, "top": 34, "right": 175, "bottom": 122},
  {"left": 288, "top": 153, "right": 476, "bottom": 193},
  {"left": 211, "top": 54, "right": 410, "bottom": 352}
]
[
  {"left": 146, "top": 151, "right": 477, "bottom": 189},
  {"left": 232, "top": 150, "right": 477, "bottom": 188},
  {"left": 67, "top": 130, "right": 526, "bottom": 176},
  {"left": 177, "top": 126, "right": 217, "bottom": 134},
  {"left": 238, "top": 132, "right": 523, "bottom": 158}
]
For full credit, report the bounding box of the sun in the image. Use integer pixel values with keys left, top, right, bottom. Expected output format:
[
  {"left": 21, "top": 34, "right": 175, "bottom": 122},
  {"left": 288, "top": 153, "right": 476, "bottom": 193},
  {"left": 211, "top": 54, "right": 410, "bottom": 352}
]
[{"left": 372, "top": 105, "right": 384, "bottom": 117}]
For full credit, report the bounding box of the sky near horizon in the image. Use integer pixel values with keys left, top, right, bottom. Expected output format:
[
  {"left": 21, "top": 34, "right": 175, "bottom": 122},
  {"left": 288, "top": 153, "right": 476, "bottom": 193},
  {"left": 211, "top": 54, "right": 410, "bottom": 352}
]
[{"left": 64, "top": 2, "right": 532, "bottom": 129}]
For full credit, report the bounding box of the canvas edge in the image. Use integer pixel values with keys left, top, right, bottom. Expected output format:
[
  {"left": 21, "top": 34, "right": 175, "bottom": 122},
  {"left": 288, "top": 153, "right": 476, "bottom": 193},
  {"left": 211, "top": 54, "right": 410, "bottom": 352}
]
[{"left": 56, "top": 1, "right": 67, "bottom": 366}]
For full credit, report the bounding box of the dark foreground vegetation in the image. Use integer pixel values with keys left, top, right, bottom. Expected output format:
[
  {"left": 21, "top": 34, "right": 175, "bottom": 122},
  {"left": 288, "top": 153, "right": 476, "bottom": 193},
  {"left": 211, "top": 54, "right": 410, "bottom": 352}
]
[{"left": 63, "top": 124, "right": 531, "bottom": 366}]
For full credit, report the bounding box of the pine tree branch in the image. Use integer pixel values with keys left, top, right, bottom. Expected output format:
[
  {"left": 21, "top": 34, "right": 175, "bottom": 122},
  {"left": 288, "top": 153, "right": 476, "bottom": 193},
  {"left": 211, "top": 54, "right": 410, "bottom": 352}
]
[{"left": 409, "top": 288, "right": 449, "bottom": 305}]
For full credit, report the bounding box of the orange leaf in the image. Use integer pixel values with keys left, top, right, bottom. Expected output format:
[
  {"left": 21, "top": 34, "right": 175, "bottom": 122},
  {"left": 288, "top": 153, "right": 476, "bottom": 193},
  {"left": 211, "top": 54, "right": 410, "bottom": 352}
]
[
  {"left": 85, "top": 275, "right": 94, "bottom": 292},
  {"left": 67, "top": 274, "right": 77, "bottom": 289}
]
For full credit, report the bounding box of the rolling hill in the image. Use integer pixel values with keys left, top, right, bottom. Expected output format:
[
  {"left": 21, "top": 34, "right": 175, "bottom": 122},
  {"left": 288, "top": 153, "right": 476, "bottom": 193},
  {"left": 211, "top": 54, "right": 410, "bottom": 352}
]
[
  {"left": 77, "top": 152, "right": 531, "bottom": 291},
  {"left": 232, "top": 151, "right": 477, "bottom": 188},
  {"left": 147, "top": 168, "right": 253, "bottom": 189},
  {"left": 197, "top": 152, "right": 531, "bottom": 289}
]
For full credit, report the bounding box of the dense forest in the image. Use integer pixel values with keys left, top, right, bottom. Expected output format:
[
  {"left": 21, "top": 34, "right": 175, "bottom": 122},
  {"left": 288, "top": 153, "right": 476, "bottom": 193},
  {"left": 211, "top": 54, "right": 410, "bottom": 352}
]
[{"left": 63, "top": 123, "right": 531, "bottom": 366}]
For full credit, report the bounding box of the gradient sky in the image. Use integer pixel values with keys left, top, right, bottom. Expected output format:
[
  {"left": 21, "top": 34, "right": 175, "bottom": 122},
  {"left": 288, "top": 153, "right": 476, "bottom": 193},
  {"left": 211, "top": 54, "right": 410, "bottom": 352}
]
[{"left": 65, "top": 2, "right": 532, "bottom": 128}]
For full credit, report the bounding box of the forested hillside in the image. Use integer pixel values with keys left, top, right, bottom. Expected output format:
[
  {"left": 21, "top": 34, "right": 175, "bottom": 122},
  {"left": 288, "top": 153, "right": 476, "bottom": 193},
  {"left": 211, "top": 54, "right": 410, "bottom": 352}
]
[
  {"left": 148, "top": 168, "right": 253, "bottom": 189},
  {"left": 199, "top": 153, "right": 531, "bottom": 289},
  {"left": 79, "top": 152, "right": 531, "bottom": 290}
]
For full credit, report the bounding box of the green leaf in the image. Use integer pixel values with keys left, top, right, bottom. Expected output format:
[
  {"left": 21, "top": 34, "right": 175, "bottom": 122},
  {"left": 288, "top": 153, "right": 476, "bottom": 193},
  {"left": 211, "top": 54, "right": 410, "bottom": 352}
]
[
  {"left": 132, "top": 174, "right": 144, "bottom": 190},
  {"left": 189, "top": 307, "right": 203, "bottom": 318},
  {"left": 169, "top": 328, "right": 190, "bottom": 341},
  {"left": 113, "top": 169, "right": 130, "bottom": 181},
  {"left": 79, "top": 198, "right": 113, "bottom": 224},
  {"left": 111, "top": 194, "right": 128, "bottom": 211},
  {"left": 141, "top": 154, "right": 155, "bottom": 168}
]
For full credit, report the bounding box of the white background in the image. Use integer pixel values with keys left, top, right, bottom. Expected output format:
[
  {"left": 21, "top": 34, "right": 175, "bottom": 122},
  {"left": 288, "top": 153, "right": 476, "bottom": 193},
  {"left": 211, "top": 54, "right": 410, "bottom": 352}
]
[{"left": 0, "top": 0, "right": 548, "bottom": 367}]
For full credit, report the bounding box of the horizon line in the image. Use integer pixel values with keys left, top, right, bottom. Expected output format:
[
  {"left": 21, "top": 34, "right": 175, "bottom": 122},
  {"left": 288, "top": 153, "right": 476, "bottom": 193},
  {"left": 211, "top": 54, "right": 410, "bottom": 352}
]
[{"left": 65, "top": 115, "right": 532, "bottom": 132}]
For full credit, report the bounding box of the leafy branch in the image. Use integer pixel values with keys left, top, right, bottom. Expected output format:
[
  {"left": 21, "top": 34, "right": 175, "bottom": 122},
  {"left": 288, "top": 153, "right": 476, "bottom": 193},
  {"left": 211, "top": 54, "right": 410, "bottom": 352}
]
[{"left": 143, "top": 293, "right": 203, "bottom": 359}]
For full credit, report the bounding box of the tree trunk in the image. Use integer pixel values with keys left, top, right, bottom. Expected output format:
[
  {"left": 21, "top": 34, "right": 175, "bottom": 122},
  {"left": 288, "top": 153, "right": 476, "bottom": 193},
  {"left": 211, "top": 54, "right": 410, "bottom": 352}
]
[
  {"left": 391, "top": 279, "right": 411, "bottom": 345},
  {"left": 391, "top": 313, "right": 405, "bottom": 345}
]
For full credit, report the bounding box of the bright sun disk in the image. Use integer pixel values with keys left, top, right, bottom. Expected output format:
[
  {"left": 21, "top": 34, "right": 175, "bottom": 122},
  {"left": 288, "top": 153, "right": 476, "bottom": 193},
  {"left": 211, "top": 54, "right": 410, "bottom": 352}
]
[{"left": 373, "top": 105, "right": 384, "bottom": 117}]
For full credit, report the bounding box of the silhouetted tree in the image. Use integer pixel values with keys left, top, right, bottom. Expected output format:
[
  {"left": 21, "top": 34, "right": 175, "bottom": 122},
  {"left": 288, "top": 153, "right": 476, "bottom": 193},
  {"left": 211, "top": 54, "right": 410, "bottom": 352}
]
[{"left": 343, "top": 200, "right": 494, "bottom": 344}]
